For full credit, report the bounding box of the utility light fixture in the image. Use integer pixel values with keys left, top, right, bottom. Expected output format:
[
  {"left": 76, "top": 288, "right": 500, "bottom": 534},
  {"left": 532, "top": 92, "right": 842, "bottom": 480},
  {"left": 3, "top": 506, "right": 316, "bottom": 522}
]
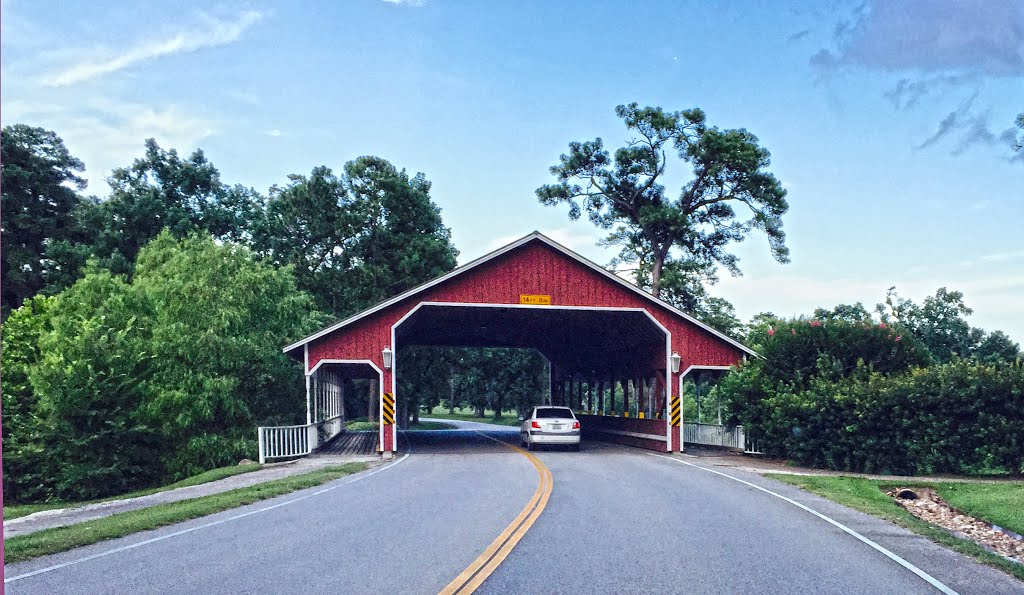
[
  {"left": 671, "top": 352, "right": 681, "bottom": 374},
  {"left": 382, "top": 346, "right": 393, "bottom": 370}
]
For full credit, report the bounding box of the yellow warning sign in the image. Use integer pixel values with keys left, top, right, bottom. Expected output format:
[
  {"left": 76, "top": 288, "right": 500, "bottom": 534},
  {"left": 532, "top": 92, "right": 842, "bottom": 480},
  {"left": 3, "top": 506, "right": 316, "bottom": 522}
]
[
  {"left": 382, "top": 392, "right": 395, "bottom": 425},
  {"left": 520, "top": 294, "right": 551, "bottom": 305},
  {"left": 669, "top": 395, "right": 681, "bottom": 427}
]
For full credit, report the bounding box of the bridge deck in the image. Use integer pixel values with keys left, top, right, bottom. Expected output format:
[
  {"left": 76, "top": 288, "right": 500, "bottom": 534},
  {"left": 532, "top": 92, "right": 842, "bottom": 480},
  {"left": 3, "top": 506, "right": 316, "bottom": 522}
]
[{"left": 315, "top": 431, "right": 377, "bottom": 456}]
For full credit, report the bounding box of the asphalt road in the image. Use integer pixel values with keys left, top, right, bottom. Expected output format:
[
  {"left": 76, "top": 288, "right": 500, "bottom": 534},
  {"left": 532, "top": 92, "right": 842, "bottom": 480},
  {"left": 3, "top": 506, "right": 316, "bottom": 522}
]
[{"left": 6, "top": 425, "right": 1022, "bottom": 594}]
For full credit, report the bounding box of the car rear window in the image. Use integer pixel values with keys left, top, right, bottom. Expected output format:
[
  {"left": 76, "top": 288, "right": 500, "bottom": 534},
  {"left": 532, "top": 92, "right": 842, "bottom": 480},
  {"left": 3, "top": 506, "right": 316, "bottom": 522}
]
[{"left": 535, "top": 407, "right": 574, "bottom": 419}]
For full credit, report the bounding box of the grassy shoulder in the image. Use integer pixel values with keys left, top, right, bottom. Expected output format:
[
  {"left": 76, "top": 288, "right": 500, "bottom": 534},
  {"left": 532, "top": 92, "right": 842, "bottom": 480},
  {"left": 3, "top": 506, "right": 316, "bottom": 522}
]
[
  {"left": 4, "top": 463, "right": 263, "bottom": 521},
  {"left": 767, "top": 474, "right": 1024, "bottom": 581},
  {"left": 5, "top": 463, "right": 368, "bottom": 564}
]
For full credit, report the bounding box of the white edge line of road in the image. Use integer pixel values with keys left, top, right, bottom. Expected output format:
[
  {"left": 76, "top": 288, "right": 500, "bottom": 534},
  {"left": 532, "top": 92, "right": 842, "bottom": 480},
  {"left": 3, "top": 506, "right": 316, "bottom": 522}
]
[
  {"left": 5, "top": 454, "right": 411, "bottom": 584},
  {"left": 649, "top": 453, "right": 959, "bottom": 595}
]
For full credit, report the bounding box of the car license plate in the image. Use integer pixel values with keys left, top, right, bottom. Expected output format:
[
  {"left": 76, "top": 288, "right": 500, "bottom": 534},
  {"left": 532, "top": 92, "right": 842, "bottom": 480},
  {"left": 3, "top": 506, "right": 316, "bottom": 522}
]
[{"left": 552, "top": 424, "right": 563, "bottom": 430}]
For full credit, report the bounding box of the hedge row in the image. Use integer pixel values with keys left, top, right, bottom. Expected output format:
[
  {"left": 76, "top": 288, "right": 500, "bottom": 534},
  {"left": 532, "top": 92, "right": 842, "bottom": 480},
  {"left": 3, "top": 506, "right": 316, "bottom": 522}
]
[{"left": 724, "top": 358, "right": 1024, "bottom": 475}]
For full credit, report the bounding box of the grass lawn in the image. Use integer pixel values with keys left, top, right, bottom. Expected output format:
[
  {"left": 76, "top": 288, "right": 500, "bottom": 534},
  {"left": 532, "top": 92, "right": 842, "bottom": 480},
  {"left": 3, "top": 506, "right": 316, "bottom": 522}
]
[
  {"left": 347, "top": 409, "right": 520, "bottom": 428},
  {"left": 344, "top": 418, "right": 457, "bottom": 431},
  {"left": 423, "top": 406, "right": 521, "bottom": 426},
  {"left": 767, "top": 474, "right": 1024, "bottom": 581},
  {"left": 4, "top": 463, "right": 263, "bottom": 521},
  {"left": 936, "top": 482, "right": 1024, "bottom": 536},
  {"left": 5, "top": 463, "right": 368, "bottom": 564},
  {"left": 345, "top": 418, "right": 379, "bottom": 431},
  {"left": 408, "top": 420, "right": 457, "bottom": 430}
]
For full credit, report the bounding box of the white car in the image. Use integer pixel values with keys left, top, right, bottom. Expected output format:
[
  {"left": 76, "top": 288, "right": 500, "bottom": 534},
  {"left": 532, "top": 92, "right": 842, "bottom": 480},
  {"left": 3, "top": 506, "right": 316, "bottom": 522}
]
[{"left": 519, "top": 406, "right": 581, "bottom": 451}]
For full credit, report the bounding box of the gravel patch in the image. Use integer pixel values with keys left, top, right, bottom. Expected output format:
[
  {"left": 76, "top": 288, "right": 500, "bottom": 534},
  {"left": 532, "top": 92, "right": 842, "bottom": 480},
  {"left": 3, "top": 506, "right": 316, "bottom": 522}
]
[{"left": 888, "top": 487, "right": 1024, "bottom": 565}]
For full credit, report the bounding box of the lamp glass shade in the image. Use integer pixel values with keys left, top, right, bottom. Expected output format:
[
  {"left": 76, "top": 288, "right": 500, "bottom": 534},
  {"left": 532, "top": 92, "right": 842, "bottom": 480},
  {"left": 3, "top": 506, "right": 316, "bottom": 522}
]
[
  {"left": 670, "top": 352, "right": 681, "bottom": 374},
  {"left": 382, "top": 346, "right": 393, "bottom": 369}
]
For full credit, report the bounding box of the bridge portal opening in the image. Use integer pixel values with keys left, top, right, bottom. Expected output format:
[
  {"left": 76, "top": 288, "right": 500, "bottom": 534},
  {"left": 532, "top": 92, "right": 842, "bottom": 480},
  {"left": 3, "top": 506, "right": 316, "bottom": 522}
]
[{"left": 387, "top": 303, "right": 673, "bottom": 451}]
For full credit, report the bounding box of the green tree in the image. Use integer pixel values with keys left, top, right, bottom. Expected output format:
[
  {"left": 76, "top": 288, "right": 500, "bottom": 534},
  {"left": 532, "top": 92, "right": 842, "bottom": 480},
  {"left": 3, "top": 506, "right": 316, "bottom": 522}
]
[
  {"left": 437, "top": 348, "right": 548, "bottom": 419},
  {"left": 1, "top": 125, "right": 89, "bottom": 315},
  {"left": 339, "top": 156, "right": 458, "bottom": 312},
  {"left": 1015, "top": 112, "right": 1023, "bottom": 151},
  {"left": 974, "top": 330, "right": 1021, "bottom": 363},
  {"left": 29, "top": 269, "right": 160, "bottom": 500},
  {"left": 88, "top": 139, "right": 260, "bottom": 276},
  {"left": 876, "top": 287, "right": 980, "bottom": 362},
  {"left": 396, "top": 346, "right": 452, "bottom": 426},
  {"left": 695, "top": 296, "right": 744, "bottom": 339},
  {"left": 497, "top": 349, "right": 548, "bottom": 417},
  {"left": 812, "top": 302, "right": 873, "bottom": 324},
  {"left": 253, "top": 156, "right": 458, "bottom": 317},
  {"left": 722, "top": 358, "right": 1024, "bottom": 475},
  {"left": 537, "top": 103, "right": 789, "bottom": 299},
  {"left": 133, "top": 232, "right": 323, "bottom": 478},
  {"left": 251, "top": 166, "right": 357, "bottom": 315},
  {"left": 440, "top": 348, "right": 478, "bottom": 413},
  {"left": 1, "top": 295, "right": 57, "bottom": 502},
  {"left": 643, "top": 257, "right": 715, "bottom": 312},
  {"left": 39, "top": 197, "right": 106, "bottom": 295}
]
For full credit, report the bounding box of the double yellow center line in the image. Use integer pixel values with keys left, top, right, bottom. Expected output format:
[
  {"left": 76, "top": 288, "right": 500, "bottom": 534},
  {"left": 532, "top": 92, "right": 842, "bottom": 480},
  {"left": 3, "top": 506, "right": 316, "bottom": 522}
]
[{"left": 439, "top": 435, "right": 553, "bottom": 595}]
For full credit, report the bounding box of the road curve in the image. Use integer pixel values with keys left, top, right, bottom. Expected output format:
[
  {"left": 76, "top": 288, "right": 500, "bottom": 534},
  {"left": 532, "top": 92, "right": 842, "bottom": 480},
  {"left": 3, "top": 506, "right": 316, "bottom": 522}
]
[
  {"left": 6, "top": 431, "right": 536, "bottom": 594},
  {"left": 6, "top": 425, "right": 1022, "bottom": 594}
]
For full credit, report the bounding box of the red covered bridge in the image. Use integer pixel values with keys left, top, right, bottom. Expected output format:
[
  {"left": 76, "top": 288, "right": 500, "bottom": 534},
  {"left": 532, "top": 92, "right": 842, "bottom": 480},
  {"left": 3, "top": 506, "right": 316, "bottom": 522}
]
[{"left": 275, "top": 231, "right": 756, "bottom": 457}]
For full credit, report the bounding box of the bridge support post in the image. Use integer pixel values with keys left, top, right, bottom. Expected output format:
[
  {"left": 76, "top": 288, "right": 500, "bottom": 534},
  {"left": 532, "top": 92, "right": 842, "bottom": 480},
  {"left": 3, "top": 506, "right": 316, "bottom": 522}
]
[{"left": 382, "top": 366, "right": 395, "bottom": 456}]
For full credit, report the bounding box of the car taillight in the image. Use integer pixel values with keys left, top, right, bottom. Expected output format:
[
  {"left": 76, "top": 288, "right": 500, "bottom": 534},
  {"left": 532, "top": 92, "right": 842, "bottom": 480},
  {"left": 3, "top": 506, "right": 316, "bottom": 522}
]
[
  {"left": 572, "top": 421, "right": 580, "bottom": 429},
  {"left": 531, "top": 421, "right": 541, "bottom": 429}
]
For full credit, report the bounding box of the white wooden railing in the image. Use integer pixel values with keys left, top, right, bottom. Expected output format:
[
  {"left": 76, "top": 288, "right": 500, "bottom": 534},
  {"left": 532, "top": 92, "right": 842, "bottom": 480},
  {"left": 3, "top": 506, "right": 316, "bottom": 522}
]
[
  {"left": 683, "top": 422, "right": 761, "bottom": 453},
  {"left": 258, "top": 414, "right": 345, "bottom": 463}
]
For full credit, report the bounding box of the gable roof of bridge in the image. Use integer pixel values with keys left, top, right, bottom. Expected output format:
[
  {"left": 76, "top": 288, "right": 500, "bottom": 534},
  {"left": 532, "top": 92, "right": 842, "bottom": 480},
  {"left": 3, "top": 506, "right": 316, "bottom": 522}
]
[{"left": 282, "top": 231, "right": 759, "bottom": 358}]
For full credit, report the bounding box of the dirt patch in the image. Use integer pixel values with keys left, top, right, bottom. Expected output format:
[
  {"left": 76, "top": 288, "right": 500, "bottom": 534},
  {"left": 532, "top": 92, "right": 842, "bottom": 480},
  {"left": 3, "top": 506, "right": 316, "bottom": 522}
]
[{"left": 887, "top": 487, "right": 1024, "bottom": 565}]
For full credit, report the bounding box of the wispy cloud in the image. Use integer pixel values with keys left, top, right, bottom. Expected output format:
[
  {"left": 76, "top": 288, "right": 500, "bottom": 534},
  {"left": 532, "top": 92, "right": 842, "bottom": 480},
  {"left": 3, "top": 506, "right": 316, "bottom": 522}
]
[
  {"left": 811, "top": 0, "right": 1024, "bottom": 77},
  {"left": 44, "top": 10, "right": 264, "bottom": 87},
  {"left": 786, "top": 29, "right": 811, "bottom": 43},
  {"left": 380, "top": 0, "right": 425, "bottom": 6},
  {"left": 916, "top": 92, "right": 1020, "bottom": 156},
  {"left": 264, "top": 129, "right": 283, "bottom": 137},
  {"left": 882, "top": 73, "right": 977, "bottom": 111},
  {"left": 5, "top": 98, "right": 217, "bottom": 193}
]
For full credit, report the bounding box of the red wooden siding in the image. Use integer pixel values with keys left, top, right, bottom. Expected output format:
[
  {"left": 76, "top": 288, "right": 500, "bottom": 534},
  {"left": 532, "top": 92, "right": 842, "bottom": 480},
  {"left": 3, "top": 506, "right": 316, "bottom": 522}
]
[{"left": 306, "top": 239, "right": 746, "bottom": 375}]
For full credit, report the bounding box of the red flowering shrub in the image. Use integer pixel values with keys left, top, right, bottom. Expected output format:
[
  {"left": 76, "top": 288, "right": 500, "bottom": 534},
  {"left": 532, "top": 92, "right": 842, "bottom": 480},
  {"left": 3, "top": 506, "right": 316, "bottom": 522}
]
[{"left": 758, "top": 318, "right": 928, "bottom": 388}]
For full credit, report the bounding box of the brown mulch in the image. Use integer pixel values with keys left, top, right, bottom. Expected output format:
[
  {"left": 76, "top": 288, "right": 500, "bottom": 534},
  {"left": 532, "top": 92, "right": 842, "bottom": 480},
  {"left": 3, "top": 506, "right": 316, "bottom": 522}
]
[{"left": 888, "top": 487, "right": 1024, "bottom": 564}]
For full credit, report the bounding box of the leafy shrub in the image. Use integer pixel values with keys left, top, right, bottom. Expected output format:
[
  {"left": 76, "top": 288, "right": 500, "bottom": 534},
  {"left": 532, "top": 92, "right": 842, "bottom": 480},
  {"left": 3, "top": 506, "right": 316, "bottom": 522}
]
[
  {"left": 724, "top": 359, "right": 1024, "bottom": 475},
  {"left": 1, "top": 295, "right": 57, "bottom": 502},
  {"left": 2, "top": 232, "right": 322, "bottom": 501},
  {"left": 28, "top": 270, "right": 162, "bottom": 500}
]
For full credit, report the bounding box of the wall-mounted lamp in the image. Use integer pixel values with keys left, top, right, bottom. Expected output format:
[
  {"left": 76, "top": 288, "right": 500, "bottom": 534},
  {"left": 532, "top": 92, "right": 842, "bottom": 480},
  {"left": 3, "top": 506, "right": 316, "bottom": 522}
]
[
  {"left": 382, "top": 346, "right": 393, "bottom": 370},
  {"left": 670, "top": 352, "right": 681, "bottom": 374}
]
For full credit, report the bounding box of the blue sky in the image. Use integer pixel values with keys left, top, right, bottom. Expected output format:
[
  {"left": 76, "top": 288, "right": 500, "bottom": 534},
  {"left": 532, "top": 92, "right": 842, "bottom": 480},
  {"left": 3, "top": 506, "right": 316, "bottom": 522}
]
[{"left": 3, "top": 0, "right": 1023, "bottom": 341}]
